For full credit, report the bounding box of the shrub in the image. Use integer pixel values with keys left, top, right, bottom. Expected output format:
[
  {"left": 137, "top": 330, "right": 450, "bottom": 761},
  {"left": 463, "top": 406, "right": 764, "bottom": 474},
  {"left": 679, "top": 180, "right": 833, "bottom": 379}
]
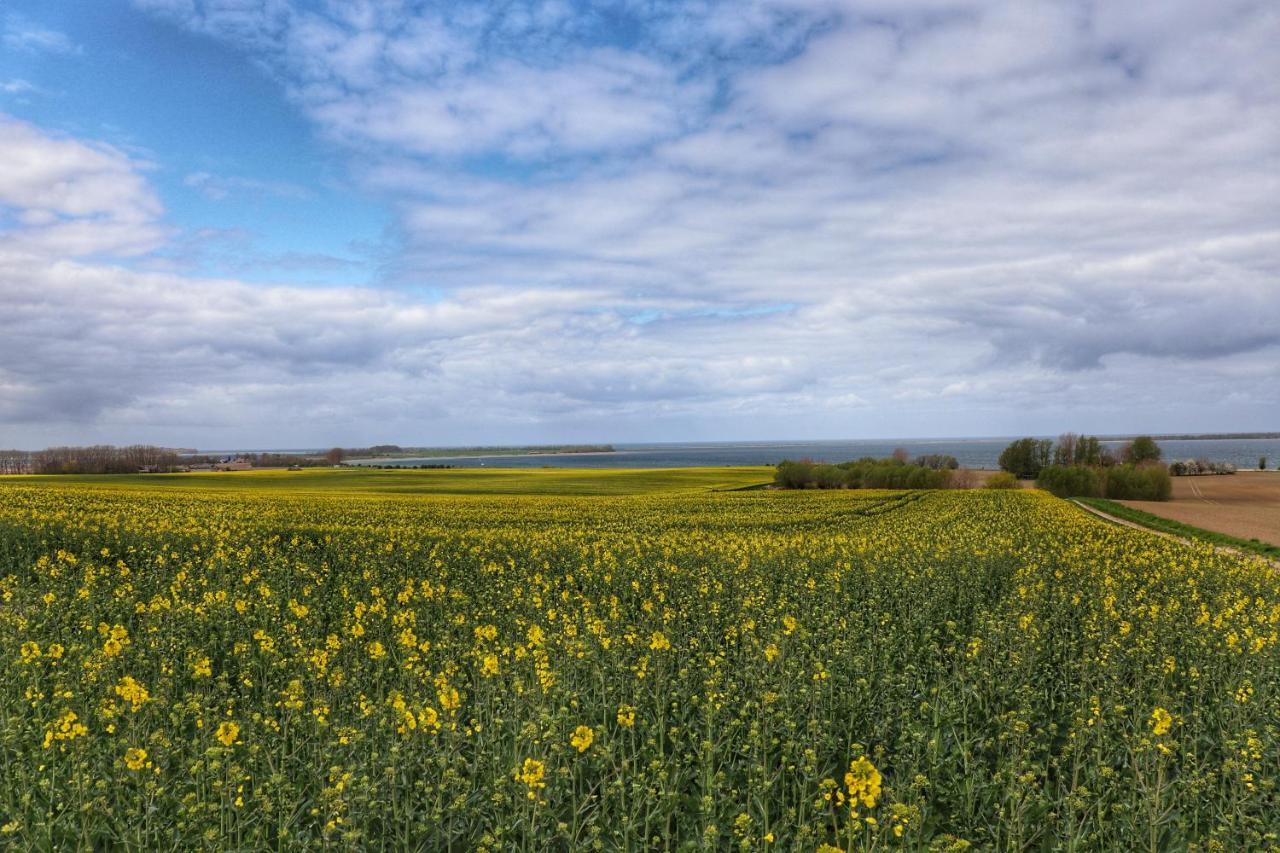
[
  {"left": 984, "top": 472, "right": 1019, "bottom": 489},
  {"left": 914, "top": 454, "right": 959, "bottom": 470},
  {"left": 1170, "top": 459, "right": 1235, "bottom": 476},
  {"left": 774, "top": 458, "right": 949, "bottom": 490},
  {"left": 907, "top": 466, "right": 951, "bottom": 489},
  {"left": 1104, "top": 463, "right": 1171, "bottom": 501},
  {"left": 1036, "top": 465, "right": 1102, "bottom": 498},
  {"left": 810, "top": 464, "right": 846, "bottom": 489},
  {"left": 773, "top": 460, "right": 813, "bottom": 489}
]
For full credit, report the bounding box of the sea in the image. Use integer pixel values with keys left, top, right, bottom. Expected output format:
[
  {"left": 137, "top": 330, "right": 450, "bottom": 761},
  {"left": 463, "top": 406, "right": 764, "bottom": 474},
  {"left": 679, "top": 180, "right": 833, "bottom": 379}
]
[{"left": 343, "top": 437, "right": 1280, "bottom": 471}]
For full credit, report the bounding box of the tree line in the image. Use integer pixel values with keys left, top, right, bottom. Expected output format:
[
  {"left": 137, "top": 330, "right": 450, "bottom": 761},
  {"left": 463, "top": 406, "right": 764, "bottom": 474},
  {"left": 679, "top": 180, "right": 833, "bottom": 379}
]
[
  {"left": 0, "top": 445, "right": 186, "bottom": 475},
  {"left": 774, "top": 452, "right": 960, "bottom": 490},
  {"left": 999, "top": 434, "right": 1171, "bottom": 501}
]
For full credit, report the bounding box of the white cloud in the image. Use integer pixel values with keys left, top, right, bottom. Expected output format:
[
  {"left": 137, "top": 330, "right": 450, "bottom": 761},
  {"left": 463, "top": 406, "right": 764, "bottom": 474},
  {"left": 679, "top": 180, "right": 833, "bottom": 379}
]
[
  {"left": 2, "top": 14, "right": 79, "bottom": 54},
  {"left": 183, "top": 171, "right": 312, "bottom": 201},
  {"left": 3, "top": 0, "right": 1277, "bottom": 444},
  {"left": 0, "top": 115, "right": 166, "bottom": 257}
]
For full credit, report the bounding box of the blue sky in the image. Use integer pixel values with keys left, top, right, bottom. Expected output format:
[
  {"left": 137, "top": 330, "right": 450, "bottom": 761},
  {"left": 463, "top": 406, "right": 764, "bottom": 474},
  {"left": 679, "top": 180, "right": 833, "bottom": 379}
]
[
  {"left": 0, "top": 0, "right": 387, "bottom": 285},
  {"left": 0, "top": 0, "right": 1277, "bottom": 448}
]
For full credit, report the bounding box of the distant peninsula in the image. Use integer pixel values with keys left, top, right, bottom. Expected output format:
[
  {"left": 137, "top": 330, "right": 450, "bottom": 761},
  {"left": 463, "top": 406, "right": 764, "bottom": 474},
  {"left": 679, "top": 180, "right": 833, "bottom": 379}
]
[
  {"left": 1098, "top": 432, "right": 1280, "bottom": 441},
  {"left": 345, "top": 444, "right": 616, "bottom": 461}
]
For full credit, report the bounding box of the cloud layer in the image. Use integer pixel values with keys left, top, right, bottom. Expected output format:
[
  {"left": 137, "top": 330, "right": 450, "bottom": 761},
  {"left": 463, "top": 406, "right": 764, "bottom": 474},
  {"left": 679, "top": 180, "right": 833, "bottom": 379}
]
[{"left": 1, "top": 0, "right": 1278, "bottom": 445}]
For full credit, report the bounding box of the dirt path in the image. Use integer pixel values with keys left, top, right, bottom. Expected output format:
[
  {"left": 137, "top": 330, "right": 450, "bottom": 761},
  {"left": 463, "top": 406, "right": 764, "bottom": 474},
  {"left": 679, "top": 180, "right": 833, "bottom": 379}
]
[{"left": 1070, "top": 499, "right": 1280, "bottom": 570}]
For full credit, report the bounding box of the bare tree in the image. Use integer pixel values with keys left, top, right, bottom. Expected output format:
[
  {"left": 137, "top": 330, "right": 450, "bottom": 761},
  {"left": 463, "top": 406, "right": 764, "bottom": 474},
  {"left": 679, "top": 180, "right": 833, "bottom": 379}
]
[
  {"left": 1053, "top": 433, "right": 1079, "bottom": 466},
  {"left": 0, "top": 450, "right": 33, "bottom": 474}
]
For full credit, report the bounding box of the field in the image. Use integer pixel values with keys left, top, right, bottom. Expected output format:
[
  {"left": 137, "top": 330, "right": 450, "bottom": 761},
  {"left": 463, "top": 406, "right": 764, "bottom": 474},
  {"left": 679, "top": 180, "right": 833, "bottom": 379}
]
[
  {"left": 1, "top": 473, "right": 1278, "bottom": 850},
  {"left": 1119, "top": 471, "right": 1280, "bottom": 548},
  {"left": 0, "top": 466, "right": 774, "bottom": 496}
]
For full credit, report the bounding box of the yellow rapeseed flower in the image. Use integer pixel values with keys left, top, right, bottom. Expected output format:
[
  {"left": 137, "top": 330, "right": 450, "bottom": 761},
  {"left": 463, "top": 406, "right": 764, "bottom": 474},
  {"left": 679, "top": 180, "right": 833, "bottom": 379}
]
[
  {"left": 124, "top": 747, "right": 148, "bottom": 771},
  {"left": 844, "top": 756, "right": 882, "bottom": 810},
  {"left": 43, "top": 710, "right": 88, "bottom": 749},
  {"left": 216, "top": 721, "right": 240, "bottom": 746},
  {"left": 570, "top": 725, "right": 594, "bottom": 752},
  {"left": 114, "top": 676, "right": 151, "bottom": 712},
  {"left": 516, "top": 758, "right": 546, "bottom": 799}
]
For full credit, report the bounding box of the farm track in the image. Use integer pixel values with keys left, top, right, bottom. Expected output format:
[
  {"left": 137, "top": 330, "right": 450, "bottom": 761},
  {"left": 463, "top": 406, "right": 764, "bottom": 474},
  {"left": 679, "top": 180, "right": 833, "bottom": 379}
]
[{"left": 1071, "top": 498, "right": 1280, "bottom": 570}]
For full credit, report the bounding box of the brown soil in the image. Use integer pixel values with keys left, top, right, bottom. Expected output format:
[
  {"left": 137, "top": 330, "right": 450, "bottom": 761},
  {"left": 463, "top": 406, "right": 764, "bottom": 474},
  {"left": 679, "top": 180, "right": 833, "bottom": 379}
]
[{"left": 1119, "top": 471, "right": 1280, "bottom": 546}]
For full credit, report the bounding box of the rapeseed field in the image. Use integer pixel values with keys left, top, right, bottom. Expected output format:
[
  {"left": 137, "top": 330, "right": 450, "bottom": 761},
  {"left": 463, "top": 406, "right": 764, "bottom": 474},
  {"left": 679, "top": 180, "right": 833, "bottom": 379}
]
[{"left": 0, "top": 483, "right": 1276, "bottom": 850}]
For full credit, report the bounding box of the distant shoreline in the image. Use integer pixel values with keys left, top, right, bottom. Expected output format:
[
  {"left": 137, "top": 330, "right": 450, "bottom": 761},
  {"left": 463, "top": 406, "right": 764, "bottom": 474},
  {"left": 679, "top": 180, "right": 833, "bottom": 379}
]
[
  {"left": 345, "top": 445, "right": 616, "bottom": 463},
  {"left": 1107, "top": 432, "right": 1280, "bottom": 441}
]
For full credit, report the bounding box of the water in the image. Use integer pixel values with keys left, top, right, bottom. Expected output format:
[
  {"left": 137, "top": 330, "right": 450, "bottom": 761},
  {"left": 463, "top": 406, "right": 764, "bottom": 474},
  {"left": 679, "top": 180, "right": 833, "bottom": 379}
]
[{"left": 347, "top": 437, "right": 1280, "bottom": 471}]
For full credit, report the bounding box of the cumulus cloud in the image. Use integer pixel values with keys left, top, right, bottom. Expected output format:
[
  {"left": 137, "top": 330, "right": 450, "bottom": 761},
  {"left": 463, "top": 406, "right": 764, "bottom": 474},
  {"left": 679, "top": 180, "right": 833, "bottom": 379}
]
[{"left": 0, "top": 115, "right": 167, "bottom": 257}]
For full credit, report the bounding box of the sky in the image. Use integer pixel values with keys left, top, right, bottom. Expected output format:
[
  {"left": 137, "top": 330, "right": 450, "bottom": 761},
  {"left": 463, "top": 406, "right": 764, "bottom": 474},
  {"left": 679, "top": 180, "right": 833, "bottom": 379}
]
[{"left": 0, "top": 0, "right": 1277, "bottom": 450}]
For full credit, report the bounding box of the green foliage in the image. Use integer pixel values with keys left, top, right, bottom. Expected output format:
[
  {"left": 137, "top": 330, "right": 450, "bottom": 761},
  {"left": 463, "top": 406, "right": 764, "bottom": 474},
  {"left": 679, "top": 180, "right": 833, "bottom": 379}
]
[
  {"left": 1038, "top": 463, "right": 1170, "bottom": 501},
  {"left": 1103, "top": 463, "right": 1172, "bottom": 501},
  {"left": 912, "top": 454, "right": 960, "bottom": 471},
  {"left": 998, "top": 438, "right": 1053, "bottom": 479},
  {"left": 1036, "top": 465, "right": 1102, "bottom": 498},
  {"left": 983, "top": 472, "right": 1019, "bottom": 489},
  {"left": 1123, "top": 436, "right": 1162, "bottom": 464},
  {"left": 773, "top": 459, "right": 951, "bottom": 489}
]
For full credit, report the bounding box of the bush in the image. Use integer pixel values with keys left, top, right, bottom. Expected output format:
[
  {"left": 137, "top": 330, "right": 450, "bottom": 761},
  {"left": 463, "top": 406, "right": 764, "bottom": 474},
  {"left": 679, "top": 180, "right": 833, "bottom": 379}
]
[
  {"left": 908, "top": 466, "right": 951, "bottom": 489},
  {"left": 913, "top": 454, "right": 959, "bottom": 470},
  {"left": 984, "top": 472, "right": 1019, "bottom": 489},
  {"left": 1036, "top": 465, "right": 1102, "bottom": 498},
  {"left": 1169, "top": 459, "right": 1235, "bottom": 476},
  {"left": 773, "top": 460, "right": 813, "bottom": 489},
  {"left": 1103, "top": 463, "right": 1171, "bottom": 501},
  {"left": 773, "top": 458, "right": 950, "bottom": 490},
  {"left": 810, "top": 464, "right": 846, "bottom": 489}
]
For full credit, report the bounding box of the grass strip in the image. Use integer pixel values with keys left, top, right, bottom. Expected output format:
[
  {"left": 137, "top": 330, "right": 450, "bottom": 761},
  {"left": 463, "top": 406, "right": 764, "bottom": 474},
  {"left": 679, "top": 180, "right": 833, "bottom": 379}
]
[{"left": 1077, "top": 496, "right": 1280, "bottom": 560}]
